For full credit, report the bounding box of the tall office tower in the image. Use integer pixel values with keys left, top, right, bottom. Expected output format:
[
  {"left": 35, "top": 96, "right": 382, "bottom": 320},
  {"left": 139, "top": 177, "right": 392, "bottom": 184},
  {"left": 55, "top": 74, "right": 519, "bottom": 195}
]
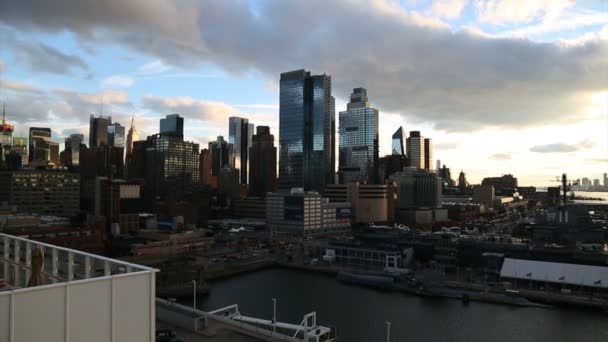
[
  {"left": 49, "top": 142, "right": 60, "bottom": 165},
  {"left": 145, "top": 133, "right": 199, "bottom": 201},
  {"left": 228, "top": 117, "right": 254, "bottom": 184},
  {"left": 0, "top": 100, "right": 13, "bottom": 147},
  {"left": 458, "top": 170, "right": 468, "bottom": 192},
  {"left": 126, "top": 116, "right": 139, "bottom": 161},
  {"left": 199, "top": 148, "right": 216, "bottom": 189},
  {"left": 28, "top": 127, "right": 52, "bottom": 163},
  {"left": 278, "top": 69, "right": 334, "bottom": 191},
  {"left": 330, "top": 95, "right": 336, "bottom": 182},
  {"left": 392, "top": 127, "right": 405, "bottom": 155},
  {"left": 424, "top": 138, "right": 433, "bottom": 171},
  {"left": 63, "top": 134, "right": 84, "bottom": 166},
  {"left": 209, "top": 136, "right": 232, "bottom": 179},
  {"left": 436, "top": 160, "right": 441, "bottom": 172},
  {"left": 0, "top": 100, "right": 14, "bottom": 166},
  {"left": 604, "top": 173, "right": 607, "bottom": 188},
  {"left": 11, "top": 137, "right": 28, "bottom": 167},
  {"left": 89, "top": 114, "right": 111, "bottom": 147},
  {"left": 338, "top": 87, "right": 379, "bottom": 184},
  {"left": 108, "top": 122, "right": 126, "bottom": 148},
  {"left": 406, "top": 131, "right": 425, "bottom": 169},
  {"left": 249, "top": 126, "right": 277, "bottom": 197},
  {"left": 160, "top": 113, "right": 184, "bottom": 137}
]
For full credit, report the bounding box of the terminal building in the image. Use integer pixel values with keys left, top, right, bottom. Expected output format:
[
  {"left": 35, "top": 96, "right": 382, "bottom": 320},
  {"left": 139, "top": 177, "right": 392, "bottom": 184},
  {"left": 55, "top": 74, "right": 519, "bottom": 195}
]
[{"left": 266, "top": 189, "right": 351, "bottom": 236}]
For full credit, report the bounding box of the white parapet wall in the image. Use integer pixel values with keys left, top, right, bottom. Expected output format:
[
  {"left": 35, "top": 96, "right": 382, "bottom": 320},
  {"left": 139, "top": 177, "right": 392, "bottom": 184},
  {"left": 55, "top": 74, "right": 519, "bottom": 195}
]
[{"left": 0, "top": 233, "right": 157, "bottom": 342}]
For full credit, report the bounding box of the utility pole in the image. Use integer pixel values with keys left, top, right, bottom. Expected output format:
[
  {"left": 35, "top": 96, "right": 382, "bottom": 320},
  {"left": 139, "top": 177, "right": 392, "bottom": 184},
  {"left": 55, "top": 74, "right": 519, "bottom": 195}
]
[
  {"left": 272, "top": 298, "right": 277, "bottom": 333},
  {"left": 192, "top": 279, "right": 197, "bottom": 309}
]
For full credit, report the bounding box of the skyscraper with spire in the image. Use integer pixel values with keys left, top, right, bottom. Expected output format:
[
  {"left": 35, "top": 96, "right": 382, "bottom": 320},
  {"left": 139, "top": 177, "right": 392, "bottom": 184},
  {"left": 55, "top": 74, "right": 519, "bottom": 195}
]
[
  {"left": 0, "top": 98, "right": 14, "bottom": 147},
  {"left": 0, "top": 99, "right": 15, "bottom": 166},
  {"left": 126, "top": 115, "right": 139, "bottom": 161}
]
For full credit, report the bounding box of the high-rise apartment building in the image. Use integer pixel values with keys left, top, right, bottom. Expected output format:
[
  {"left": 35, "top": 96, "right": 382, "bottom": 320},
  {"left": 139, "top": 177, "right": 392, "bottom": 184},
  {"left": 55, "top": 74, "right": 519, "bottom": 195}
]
[
  {"left": 392, "top": 127, "right": 405, "bottom": 156},
  {"left": 160, "top": 113, "right": 184, "bottom": 137},
  {"left": 89, "top": 114, "right": 111, "bottom": 147},
  {"left": 228, "top": 116, "right": 254, "bottom": 184},
  {"left": 424, "top": 138, "right": 433, "bottom": 171},
  {"left": 338, "top": 87, "right": 379, "bottom": 184},
  {"left": 406, "top": 131, "right": 425, "bottom": 169},
  {"left": 249, "top": 126, "right": 277, "bottom": 197},
  {"left": 278, "top": 69, "right": 335, "bottom": 192}
]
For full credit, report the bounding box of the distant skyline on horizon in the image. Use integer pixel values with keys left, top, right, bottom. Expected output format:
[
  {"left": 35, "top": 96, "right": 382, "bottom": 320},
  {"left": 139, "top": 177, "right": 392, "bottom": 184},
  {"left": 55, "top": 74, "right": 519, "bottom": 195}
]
[{"left": 0, "top": 0, "right": 606, "bottom": 186}]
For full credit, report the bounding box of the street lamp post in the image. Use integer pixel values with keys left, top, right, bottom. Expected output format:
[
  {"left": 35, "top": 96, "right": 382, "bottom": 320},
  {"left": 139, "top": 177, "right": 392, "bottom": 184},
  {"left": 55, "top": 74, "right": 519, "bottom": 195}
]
[
  {"left": 192, "top": 280, "right": 197, "bottom": 309},
  {"left": 272, "top": 298, "right": 277, "bottom": 333},
  {"left": 385, "top": 321, "right": 391, "bottom": 342}
]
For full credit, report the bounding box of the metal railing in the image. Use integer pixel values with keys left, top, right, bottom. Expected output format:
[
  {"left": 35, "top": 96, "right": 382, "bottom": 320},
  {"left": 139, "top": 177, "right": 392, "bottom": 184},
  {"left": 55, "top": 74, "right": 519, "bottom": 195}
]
[{"left": 1, "top": 233, "right": 154, "bottom": 289}]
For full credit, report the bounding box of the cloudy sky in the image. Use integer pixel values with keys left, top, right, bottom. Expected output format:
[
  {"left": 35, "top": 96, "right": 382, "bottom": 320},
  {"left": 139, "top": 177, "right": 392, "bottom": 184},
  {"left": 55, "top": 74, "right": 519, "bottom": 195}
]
[{"left": 0, "top": 0, "right": 606, "bottom": 186}]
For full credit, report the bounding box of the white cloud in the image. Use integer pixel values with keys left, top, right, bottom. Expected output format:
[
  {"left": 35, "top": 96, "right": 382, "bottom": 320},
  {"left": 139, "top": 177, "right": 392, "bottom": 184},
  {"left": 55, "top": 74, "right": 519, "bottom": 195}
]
[
  {"left": 475, "top": 0, "right": 574, "bottom": 25},
  {"left": 142, "top": 94, "right": 237, "bottom": 123},
  {"left": 102, "top": 75, "right": 135, "bottom": 88},
  {"left": 137, "top": 60, "right": 171, "bottom": 74},
  {"left": 430, "top": 0, "right": 468, "bottom": 19},
  {"left": 498, "top": 8, "right": 608, "bottom": 38}
]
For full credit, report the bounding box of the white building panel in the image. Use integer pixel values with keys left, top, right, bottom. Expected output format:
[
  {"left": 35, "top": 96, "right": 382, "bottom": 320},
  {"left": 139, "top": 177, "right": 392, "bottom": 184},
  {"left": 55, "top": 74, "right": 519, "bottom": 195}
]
[
  {"left": 69, "top": 279, "right": 112, "bottom": 342},
  {"left": 500, "top": 258, "right": 608, "bottom": 288}
]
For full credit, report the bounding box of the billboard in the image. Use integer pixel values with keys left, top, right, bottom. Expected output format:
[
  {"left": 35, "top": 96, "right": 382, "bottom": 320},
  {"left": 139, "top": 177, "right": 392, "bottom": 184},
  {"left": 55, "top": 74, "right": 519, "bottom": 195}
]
[
  {"left": 284, "top": 196, "right": 304, "bottom": 220},
  {"left": 13, "top": 137, "right": 28, "bottom": 146},
  {"left": 336, "top": 207, "right": 352, "bottom": 219}
]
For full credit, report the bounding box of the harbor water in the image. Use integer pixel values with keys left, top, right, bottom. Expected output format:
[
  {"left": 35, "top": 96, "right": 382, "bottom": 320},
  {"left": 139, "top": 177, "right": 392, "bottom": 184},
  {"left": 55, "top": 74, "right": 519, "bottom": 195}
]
[{"left": 196, "top": 268, "right": 608, "bottom": 342}]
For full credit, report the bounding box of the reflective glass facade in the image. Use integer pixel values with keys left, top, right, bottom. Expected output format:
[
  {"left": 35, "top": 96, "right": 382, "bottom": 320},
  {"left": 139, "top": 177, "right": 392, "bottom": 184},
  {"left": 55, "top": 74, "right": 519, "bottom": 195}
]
[
  {"left": 228, "top": 117, "right": 254, "bottom": 184},
  {"left": 279, "top": 69, "right": 334, "bottom": 192},
  {"left": 108, "top": 123, "right": 126, "bottom": 148},
  {"left": 145, "top": 133, "right": 199, "bottom": 199},
  {"left": 160, "top": 114, "right": 184, "bottom": 137},
  {"left": 338, "top": 88, "right": 379, "bottom": 184},
  {"left": 392, "top": 127, "right": 405, "bottom": 155},
  {"left": 89, "top": 115, "right": 111, "bottom": 147},
  {"left": 64, "top": 134, "right": 84, "bottom": 166}
]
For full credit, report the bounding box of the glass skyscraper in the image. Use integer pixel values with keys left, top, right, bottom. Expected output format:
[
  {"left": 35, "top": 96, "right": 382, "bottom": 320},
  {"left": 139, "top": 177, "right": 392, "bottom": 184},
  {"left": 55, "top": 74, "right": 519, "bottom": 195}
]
[
  {"left": 63, "top": 134, "right": 84, "bottom": 166},
  {"left": 228, "top": 116, "right": 254, "bottom": 184},
  {"left": 108, "top": 122, "right": 126, "bottom": 148},
  {"left": 279, "top": 69, "right": 335, "bottom": 191},
  {"left": 89, "top": 114, "right": 111, "bottom": 147},
  {"left": 338, "top": 88, "right": 379, "bottom": 184},
  {"left": 392, "top": 127, "right": 405, "bottom": 155},
  {"left": 160, "top": 114, "right": 184, "bottom": 137}
]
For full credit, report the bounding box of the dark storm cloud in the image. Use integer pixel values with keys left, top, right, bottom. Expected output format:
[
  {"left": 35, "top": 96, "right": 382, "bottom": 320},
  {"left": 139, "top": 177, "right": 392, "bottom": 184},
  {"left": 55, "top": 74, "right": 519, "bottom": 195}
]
[{"left": 1, "top": 0, "right": 606, "bottom": 130}]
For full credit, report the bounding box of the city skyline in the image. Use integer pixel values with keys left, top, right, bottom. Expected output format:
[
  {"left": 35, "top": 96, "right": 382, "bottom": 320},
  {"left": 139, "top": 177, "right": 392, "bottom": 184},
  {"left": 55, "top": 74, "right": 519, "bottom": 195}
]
[{"left": 0, "top": 1, "right": 606, "bottom": 186}]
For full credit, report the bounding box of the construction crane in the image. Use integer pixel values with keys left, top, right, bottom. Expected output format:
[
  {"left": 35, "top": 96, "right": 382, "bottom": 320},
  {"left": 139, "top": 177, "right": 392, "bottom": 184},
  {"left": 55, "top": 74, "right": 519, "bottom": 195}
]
[{"left": 549, "top": 173, "right": 579, "bottom": 207}]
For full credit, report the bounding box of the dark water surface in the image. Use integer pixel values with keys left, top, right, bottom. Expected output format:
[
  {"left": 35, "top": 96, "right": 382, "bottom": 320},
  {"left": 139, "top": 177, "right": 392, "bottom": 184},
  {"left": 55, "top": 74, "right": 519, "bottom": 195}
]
[{"left": 196, "top": 268, "right": 608, "bottom": 342}]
